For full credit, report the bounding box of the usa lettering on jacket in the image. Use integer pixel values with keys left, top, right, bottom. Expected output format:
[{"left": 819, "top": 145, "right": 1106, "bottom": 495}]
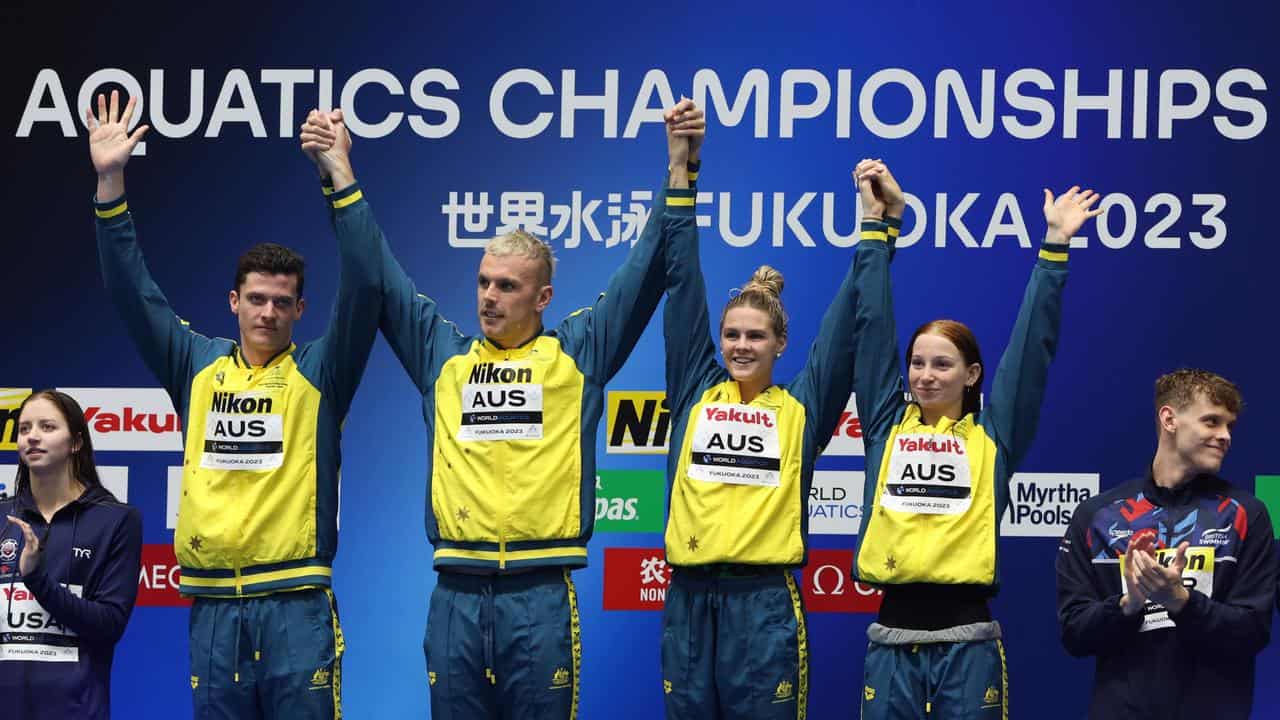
[
  {"left": 688, "top": 403, "right": 782, "bottom": 487},
  {"left": 459, "top": 362, "right": 544, "bottom": 441},
  {"left": 0, "top": 583, "right": 83, "bottom": 662},
  {"left": 882, "top": 432, "right": 973, "bottom": 515}
]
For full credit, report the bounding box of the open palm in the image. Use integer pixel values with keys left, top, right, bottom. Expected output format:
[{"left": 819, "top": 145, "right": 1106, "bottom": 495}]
[
  {"left": 86, "top": 90, "right": 149, "bottom": 175},
  {"left": 1043, "top": 186, "right": 1103, "bottom": 244}
]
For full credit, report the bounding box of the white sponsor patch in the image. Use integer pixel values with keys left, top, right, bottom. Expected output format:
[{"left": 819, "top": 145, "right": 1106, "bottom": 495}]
[
  {"left": 1, "top": 465, "right": 128, "bottom": 502},
  {"left": 0, "top": 582, "right": 83, "bottom": 662},
  {"left": 98, "top": 466, "right": 129, "bottom": 503},
  {"left": 459, "top": 381, "right": 544, "bottom": 441},
  {"left": 809, "top": 471, "right": 864, "bottom": 534},
  {"left": 167, "top": 466, "right": 183, "bottom": 530},
  {"left": 1001, "top": 473, "right": 1098, "bottom": 537},
  {"left": 881, "top": 433, "right": 971, "bottom": 514},
  {"left": 1122, "top": 546, "right": 1215, "bottom": 632},
  {"left": 200, "top": 392, "right": 284, "bottom": 470},
  {"left": 687, "top": 404, "right": 781, "bottom": 487},
  {"left": 60, "top": 387, "right": 182, "bottom": 452}
]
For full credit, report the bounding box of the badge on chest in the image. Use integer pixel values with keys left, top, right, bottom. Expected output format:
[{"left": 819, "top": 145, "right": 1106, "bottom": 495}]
[
  {"left": 459, "top": 361, "right": 544, "bottom": 441},
  {"left": 881, "top": 433, "right": 973, "bottom": 515},
  {"left": 201, "top": 390, "right": 284, "bottom": 470},
  {"left": 1, "top": 582, "right": 82, "bottom": 662},
  {"left": 687, "top": 403, "right": 782, "bottom": 487}
]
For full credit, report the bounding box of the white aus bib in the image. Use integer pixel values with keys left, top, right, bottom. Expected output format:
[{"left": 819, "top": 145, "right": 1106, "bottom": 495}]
[
  {"left": 460, "top": 362, "right": 544, "bottom": 441},
  {"left": 687, "top": 403, "right": 781, "bottom": 487},
  {"left": 881, "top": 433, "right": 972, "bottom": 515},
  {"left": 0, "top": 582, "right": 82, "bottom": 662},
  {"left": 201, "top": 391, "right": 284, "bottom": 470}
]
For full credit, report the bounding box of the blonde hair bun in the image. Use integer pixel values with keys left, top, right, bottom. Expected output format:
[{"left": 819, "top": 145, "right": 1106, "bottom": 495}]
[{"left": 742, "top": 265, "right": 784, "bottom": 297}]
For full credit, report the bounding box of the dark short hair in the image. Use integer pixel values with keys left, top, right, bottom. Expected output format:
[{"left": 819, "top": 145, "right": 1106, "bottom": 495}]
[
  {"left": 234, "top": 243, "right": 305, "bottom": 298},
  {"left": 907, "top": 319, "right": 984, "bottom": 418},
  {"left": 1155, "top": 369, "right": 1243, "bottom": 416},
  {"left": 13, "top": 390, "right": 108, "bottom": 500}
]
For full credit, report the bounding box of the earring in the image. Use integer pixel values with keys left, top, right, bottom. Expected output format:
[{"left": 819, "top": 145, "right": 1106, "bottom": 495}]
[{"left": 776, "top": 353, "right": 782, "bottom": 358}]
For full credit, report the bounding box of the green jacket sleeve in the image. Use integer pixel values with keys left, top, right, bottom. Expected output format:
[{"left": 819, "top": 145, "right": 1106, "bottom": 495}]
[
  {"left": 557, "top": 178, "right": 669, "bottom": 383},
  {"left": 985, "top": 241, "right": 1069, "bottom": 468},
  {"left": 376, "top": 203, "right": 471, "bottom": 396},
  {"left": 95, "top": 194, "right": 219, "bottom": 414},
  {"left": 661, "top": 175, "right": 719, "bottom": 417},
  {"left": 850, "top": 218, "right": 906, "bottom": 443},
  {"left": 789, "top": 233, "right": 870, "bottom": 441},
  {"left": 307, "top": 184, "right": 383, "bottom": 417}
]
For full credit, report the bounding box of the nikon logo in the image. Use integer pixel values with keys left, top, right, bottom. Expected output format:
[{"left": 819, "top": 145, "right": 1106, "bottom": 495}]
[
  {"left": 0, "top": 389, "right": 32, "bottom": 451},
  {"left": 211, "top": 392, "right": 273, "bottom": 414},
  {"left": 606, "top": 391, "right": 670, "bottom": 455},
  {"left": 469, "top": 363, "right": 532, "bottom": 384}
]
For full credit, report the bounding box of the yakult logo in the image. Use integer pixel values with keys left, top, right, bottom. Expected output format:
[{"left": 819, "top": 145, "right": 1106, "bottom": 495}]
[
  {"left": 897, "top": 436, "right": 964, "bottom": 454},
  {"left": 703, "top": 406, "right": 775, "bottom": 427},
  {"left": 60, "top": 388, "right": 183, "bottom": 451},
  {"left": 802, "top": 549, "right": 882, "bottom": 613}
]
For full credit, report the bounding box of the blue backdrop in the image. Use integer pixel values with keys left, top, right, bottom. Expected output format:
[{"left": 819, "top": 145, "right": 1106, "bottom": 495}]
[{"left": 3, "top": 1, "right": 1278, "bottom": 716}]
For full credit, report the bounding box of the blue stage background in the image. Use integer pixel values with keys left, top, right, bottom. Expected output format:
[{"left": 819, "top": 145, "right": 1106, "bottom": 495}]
[{"left": 3, "top": 1, "right": 1278, "bottom": 716}]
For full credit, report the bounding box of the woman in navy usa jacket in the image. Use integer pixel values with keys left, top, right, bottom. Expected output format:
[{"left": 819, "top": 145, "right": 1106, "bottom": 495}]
[{"left": 1, "top": 390, "right": 143, "bottom": 719}]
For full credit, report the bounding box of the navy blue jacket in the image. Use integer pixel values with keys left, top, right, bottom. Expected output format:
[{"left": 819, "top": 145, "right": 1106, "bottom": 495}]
[
  {"left": 0, "top": 483, "right": 143, "bottom": 720},
  {"left": 1056, "top": 472, "right": 1276, "bottom": 719}
]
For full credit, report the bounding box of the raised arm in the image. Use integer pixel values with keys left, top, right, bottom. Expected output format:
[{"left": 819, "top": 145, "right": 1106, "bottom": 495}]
[
  {"left": 298, "top": 110, "right": 383, "bottom": 415},
  {"left": 560, "top": 102, "right": 707, "bottom": 383},
  {"left": 986, "top": 187, "right": 1101, "bottom": 467},
  {"left": 661, "top": 100, "right": 719, "bottom": 413},
  {"left": 848, "top": 160, "right": 906, "bottom": 443},
  {"left": 91, "top": 91, "right": 210, "bottom": 406}
]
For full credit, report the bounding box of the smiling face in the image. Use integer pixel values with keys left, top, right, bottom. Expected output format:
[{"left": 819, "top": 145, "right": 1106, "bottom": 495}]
[
  {"left": 908, "top": 332, "right": 981, "bottom": 421},
  {"left": 17, "top": 397, "right": 81, "bottom": 475},
  {"left": 476, "top": 252, "right": 553, "bottom": 347},
  {"left": 229, "top": 272, "right": 304, "bottom": 360},
  {"left": 1162, "top": 393, "right": 1235, "bottom": 476},
  {"left": 720, "top": 306, "right": 786, "bottom": 388}
]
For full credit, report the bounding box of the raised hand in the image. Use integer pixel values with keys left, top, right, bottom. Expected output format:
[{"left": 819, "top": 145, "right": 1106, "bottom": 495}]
[
  {"left": 87, "top": 90, "right": 149, "bottom": 177},
  {"left": 6, "top": 515, "right": 41, "bottom": 576},
  {"left": 300, "top": 109, "right": 355, "bottom": 190},
  {"left": 663, "top": 98, "right": 695, "bottom": 169},
  {"left": 1043, "top": 186, "right": 1103, "bottom": 245},
  {"left": 854, "top": 159, "right": 905, "bottom": 221}
]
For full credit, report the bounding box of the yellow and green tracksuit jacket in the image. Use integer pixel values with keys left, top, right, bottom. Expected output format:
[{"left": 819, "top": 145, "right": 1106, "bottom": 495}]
[
  {"left": 378, "top": 177, "right": 678, "bottom": 571},
  {"left": 661, "top": 191, "right": 882, "bottom": 568},
  {"left": 95, "top": 184, "right": 382, "bottom": 596},
  {"left": 852, "top": 223, "right": 1068, "bottom": 588}
]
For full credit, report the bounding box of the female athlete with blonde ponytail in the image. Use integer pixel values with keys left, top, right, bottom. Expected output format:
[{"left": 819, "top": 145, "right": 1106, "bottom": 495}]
[{"left": 656, "top": 100, "right": 890, "bottom": 720}]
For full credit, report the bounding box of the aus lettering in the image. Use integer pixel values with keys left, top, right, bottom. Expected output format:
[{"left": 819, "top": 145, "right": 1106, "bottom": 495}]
[
  {"left": 470, "top": 389, "right": 526, "bottom": 408},
  {"left": 900, "top": 463, "right": 956, "bottom": 482},
  {"left": 706, "top": 433, "right": 765, "bottom": 453},
  {"left": 211, "top": 419, "right": 267, "bottom": 439}
]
